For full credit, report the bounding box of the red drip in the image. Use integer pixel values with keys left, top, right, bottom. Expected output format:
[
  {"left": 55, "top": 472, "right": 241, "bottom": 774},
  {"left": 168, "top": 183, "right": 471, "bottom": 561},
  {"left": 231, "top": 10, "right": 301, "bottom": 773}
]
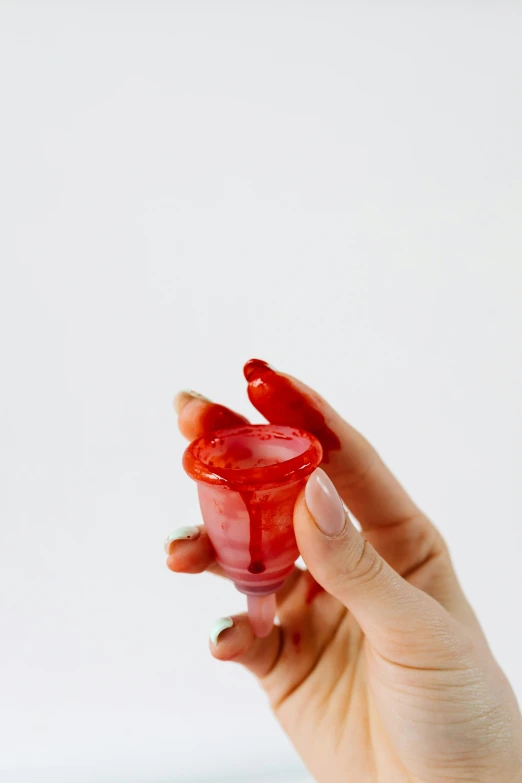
[
  {"left": 240, "top": 491, "right": 266, "bottom": 574},
  {"left": 243, "top": 359, "right": 341, "bottom": 463}
]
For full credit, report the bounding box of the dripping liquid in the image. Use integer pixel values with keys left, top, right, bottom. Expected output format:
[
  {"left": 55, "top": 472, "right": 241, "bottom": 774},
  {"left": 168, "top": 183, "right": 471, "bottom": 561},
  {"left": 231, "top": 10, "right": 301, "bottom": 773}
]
[{"left": 240, "top": 491, "right": 266, "bottom": 574}]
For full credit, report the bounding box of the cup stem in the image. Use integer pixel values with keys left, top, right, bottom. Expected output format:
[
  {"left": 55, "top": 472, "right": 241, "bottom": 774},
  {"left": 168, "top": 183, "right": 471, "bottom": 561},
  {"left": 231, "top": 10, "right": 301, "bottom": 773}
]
[{"left": 247, "top": 593, "right": 276, "bottom": 638}]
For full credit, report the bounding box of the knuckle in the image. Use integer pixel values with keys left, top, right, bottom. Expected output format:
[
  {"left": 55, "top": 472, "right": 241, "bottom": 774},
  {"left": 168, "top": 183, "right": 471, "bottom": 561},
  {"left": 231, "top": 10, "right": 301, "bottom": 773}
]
[
  {"left": 426, "top": 520, "right": 449, "bottom": 558},
  {"left": 346, "top": 537, "right": 384, "bottom": 588}
]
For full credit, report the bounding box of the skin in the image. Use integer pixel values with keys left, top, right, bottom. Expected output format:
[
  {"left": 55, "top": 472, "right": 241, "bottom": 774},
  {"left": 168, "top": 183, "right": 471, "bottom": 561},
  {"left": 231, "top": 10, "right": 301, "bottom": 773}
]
[{"left": 167, "top": 367, "right": 522, "bottom": 783}]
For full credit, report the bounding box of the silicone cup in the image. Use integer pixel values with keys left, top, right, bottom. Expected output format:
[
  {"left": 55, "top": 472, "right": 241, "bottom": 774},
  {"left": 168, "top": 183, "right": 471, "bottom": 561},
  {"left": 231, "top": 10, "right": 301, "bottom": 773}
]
[{"left": 182, "top": 424, "right": 323, "bottom": 637}]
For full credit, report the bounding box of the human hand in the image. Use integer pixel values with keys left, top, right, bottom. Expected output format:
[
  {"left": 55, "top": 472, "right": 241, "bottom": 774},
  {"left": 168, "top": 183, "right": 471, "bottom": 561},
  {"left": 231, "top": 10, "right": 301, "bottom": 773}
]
[{"left": 166, "top": 360, "right": 522, "bottom": 783}]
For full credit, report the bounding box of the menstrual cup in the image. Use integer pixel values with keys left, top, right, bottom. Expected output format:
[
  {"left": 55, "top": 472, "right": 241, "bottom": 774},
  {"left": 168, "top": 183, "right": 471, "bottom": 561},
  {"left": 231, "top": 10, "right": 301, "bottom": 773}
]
[{"left": 183, "top": 424, "right": 322, "bottom": 637}]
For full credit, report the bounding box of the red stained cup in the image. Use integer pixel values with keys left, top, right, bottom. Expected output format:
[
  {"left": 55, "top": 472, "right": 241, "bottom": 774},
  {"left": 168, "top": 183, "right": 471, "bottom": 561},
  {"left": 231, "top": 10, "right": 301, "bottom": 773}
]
[{"left": 183, "top": 424, "right": 322, "bottom": 636}]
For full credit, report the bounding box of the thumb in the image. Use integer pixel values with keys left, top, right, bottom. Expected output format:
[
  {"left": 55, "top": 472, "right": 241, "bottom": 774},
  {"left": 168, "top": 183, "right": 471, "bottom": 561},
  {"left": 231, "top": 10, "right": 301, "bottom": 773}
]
[{"left": 295, "top": 469, "right": 454, "bottom": 664}]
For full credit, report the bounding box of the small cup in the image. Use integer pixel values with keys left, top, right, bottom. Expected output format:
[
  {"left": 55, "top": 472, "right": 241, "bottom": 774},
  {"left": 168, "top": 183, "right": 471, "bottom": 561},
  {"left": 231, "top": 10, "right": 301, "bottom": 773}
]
[{"left": 183, "top": 424, "right": 322, "bottom": 632}]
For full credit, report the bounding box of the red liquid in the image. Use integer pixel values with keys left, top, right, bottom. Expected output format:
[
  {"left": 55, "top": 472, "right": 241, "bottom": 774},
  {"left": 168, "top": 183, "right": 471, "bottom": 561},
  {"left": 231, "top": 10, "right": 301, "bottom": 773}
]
[
  {"left": 239, "top": 491, "right": 266, "bottom": 574},
  {"left": 199, "top": 404, "right": 249, "bottom": 433},
  {"left": 243, "top": 359, "right": 341, "bottom": 462}
]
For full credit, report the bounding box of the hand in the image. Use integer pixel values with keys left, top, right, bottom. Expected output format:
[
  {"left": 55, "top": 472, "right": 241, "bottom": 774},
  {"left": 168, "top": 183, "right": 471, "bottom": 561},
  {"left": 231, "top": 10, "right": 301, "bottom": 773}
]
[{"left": 166, "top": 362, "right": 522, "bottom": 783}]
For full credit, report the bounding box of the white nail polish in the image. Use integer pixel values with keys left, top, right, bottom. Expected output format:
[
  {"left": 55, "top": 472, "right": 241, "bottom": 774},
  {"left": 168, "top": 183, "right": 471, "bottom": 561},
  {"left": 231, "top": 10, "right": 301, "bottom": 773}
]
[
  {"left": 164, "top": 526, "right": 200, "bottom": 551},
  {"left": 210, "top": 617, "right": 234, "bottom": 645}
]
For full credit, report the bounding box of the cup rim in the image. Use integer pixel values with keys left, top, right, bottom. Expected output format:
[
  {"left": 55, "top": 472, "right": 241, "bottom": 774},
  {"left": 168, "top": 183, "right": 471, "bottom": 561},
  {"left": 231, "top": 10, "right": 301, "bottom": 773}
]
[{"left": 182, "top": 424, "right": 323, "bottom": 491}]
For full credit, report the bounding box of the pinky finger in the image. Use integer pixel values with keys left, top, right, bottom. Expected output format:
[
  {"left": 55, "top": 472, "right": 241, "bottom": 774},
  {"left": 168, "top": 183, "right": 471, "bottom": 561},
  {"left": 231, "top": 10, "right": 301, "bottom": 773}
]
[{"left": 209, "top": 614, "right": 282, "bottom": 680}]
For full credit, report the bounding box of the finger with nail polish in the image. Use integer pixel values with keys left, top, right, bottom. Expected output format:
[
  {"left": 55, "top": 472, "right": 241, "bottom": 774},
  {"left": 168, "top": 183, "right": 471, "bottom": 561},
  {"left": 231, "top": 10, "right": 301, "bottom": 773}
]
[
  {"left": 165, "top": 526, "right": 219, "bottom": 574},
  {"left": 208, "top": 614, "right": 282, "bottom": 679},
  {"left": 164, "top": 526, "right": 201, "bottom": 553}
]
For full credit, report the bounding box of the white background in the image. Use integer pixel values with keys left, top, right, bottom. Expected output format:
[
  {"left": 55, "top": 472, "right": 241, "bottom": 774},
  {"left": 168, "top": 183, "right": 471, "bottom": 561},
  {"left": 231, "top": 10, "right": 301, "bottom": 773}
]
[{"left": 1, "top": 3, "right": 522, "bottom": 782}]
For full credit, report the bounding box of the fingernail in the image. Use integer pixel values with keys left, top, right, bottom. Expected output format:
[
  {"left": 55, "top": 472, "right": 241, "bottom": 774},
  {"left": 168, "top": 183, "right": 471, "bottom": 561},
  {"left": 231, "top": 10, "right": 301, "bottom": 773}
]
[
  {"left": 243, "top": 359, "right": 278, "bottom": 382},
  {"left": 173, "top": 389, "right": 210, "bottom": 413},
  {"left": 305, "top": 468, "right": 346, "bottom": 537},
  {"left": 210, "top": 617, "right": 234, "bottom": 645},
  {"left": 164, "top": 526, "right": 201, "bottom": 552}
]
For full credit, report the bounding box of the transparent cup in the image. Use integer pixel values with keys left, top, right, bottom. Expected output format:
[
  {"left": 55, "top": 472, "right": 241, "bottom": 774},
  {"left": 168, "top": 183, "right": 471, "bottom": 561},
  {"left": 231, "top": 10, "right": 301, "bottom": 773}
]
[{"left": 182, "top": 424, "right": 323, "bottom": 636}]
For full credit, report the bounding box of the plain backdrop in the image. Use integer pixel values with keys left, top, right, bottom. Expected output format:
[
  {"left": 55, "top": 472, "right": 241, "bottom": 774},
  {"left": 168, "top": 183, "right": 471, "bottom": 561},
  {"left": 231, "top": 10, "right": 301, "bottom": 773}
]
[{"left": 1, "top": 3, "right": 522, "bottom": 782}]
